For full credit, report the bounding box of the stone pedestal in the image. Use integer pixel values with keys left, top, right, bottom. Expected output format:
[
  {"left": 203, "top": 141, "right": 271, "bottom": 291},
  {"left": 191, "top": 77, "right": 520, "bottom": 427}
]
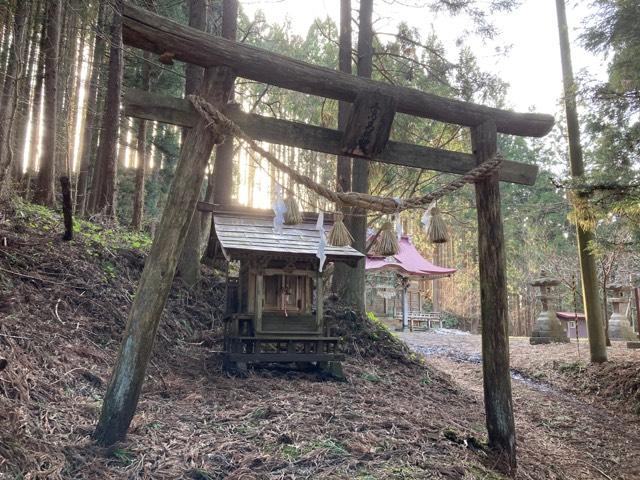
[
  {"left": 608, "top": 285, "right": 637, "bottom": 341},
  {"left": 530, "top": 309, "right": 570, "bottom": 344},
  {"left": 529, "top": 272, "right": 569, "bottom": 345}
]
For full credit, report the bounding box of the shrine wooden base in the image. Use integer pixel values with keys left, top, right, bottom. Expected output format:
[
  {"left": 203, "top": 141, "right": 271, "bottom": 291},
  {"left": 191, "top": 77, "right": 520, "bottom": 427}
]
[{"left": 222, "top": 336, "right": 345, "bottom": 380}]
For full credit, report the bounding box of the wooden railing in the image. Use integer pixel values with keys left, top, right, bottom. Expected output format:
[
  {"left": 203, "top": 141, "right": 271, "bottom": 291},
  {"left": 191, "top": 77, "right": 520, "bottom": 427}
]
[{"left": 395, "top": 311, "right": 443, "bottom": 331}]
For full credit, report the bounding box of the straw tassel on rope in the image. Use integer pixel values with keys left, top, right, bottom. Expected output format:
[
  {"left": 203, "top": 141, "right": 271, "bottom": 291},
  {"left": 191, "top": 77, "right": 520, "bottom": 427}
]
[
  {"left": 427, "top": 206, "right": 449, "bottom": 243},
  {"left": 328, "top": 212, "right": 354, "bottom": 247},
  {"left": 374, "top": 221, "right": 400, "bottom": 256},
  {"left": 284, "top": 196, "right": 303, "bottom": 225}
]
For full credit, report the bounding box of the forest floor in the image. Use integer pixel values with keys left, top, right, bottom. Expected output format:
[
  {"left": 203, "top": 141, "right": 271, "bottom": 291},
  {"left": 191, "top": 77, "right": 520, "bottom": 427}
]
[
  {"left": 1, "top": 199, "right": 640, "bottom": 479},
  {"left": 402, "top": 332, "right": 640, "bottom": 480}
]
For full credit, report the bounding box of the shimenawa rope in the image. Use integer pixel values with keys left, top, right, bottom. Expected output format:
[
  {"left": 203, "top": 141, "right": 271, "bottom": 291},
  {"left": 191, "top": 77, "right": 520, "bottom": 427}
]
[{"left": 189, "top": 95, "right": 503, "bottom": 214}]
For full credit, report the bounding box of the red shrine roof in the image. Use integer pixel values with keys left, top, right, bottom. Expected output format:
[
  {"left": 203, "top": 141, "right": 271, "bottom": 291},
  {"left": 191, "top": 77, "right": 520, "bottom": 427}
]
[{"left": 365, "top": 236, "right": 456, "bottom": 279}]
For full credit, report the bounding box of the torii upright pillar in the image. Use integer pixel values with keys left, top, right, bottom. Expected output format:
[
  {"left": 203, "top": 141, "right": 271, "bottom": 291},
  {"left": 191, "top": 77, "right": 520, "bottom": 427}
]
[{"left": 472, "top": 120, "right": 516, "bottom": 471}]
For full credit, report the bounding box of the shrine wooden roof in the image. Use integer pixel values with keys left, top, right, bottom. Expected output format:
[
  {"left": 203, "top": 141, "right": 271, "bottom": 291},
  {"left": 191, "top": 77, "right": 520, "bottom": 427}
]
[{"left": 213, "top": 211, "right": 364, "bottom": 263}]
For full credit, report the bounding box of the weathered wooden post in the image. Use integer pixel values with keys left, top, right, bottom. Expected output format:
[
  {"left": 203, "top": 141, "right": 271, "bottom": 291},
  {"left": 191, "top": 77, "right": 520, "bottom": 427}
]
[
  {"left": 471, "top": 120, "right": 516, "bottom": 471},
  {"left": 94, "top": 66, "right": 234, "bottom": 446},
  {"left": 401, "top": 276, "right": 409, "bottom": 331}
]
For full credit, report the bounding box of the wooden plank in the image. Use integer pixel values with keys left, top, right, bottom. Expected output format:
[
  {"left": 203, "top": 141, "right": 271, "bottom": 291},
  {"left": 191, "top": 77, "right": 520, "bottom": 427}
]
[
  {"left": 472, "top": 120, "right": 516, "bottom": 470},
  {"left": 341, "top": 90, "right": 397, "bottom": 158},
  {"left": 121, "top": 3, "right": 554, "bottom": 138},
  {"left": 225, "top": 353, "right": 345, "bottom": 362},
  {"left": 124, "top": 89, "right": 538, "bottom": 185},
  {"left": 228, "top": 336, "right": 339, "bottom": 341}
]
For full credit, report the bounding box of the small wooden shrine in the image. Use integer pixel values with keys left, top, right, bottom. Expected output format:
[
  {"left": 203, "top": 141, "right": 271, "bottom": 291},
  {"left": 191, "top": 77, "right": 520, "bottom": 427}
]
[{"left": 212, "top": 207, "right": 363, "bottom": 373}]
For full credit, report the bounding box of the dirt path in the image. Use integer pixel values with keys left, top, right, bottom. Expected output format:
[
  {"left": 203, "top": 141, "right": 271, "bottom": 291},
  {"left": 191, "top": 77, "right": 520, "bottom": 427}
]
[{"left": 402, "top": 332, "right": 640, "bottom": 480}]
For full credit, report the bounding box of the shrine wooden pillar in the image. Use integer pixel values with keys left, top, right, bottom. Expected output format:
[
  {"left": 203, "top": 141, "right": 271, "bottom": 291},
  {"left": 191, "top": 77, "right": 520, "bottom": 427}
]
[
  {"left": 402, "top": 283, "right": 409, "bottom": 331},
  {"left": 471, "top": 120, "right": 516, "bottom": 471},
  {"left": 316, "top": 271, "right": 324, "bottom": 332},
  {"left": 255, "top": 270, "right": 263, "bottom": 333}
]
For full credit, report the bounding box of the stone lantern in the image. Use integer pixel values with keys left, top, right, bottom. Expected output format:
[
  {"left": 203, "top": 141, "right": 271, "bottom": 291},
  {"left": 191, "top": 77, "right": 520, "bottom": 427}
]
[
  {"left": 530, "top": 271, "right": 569, "bottom": 345},
  {"left": 607, "top": 283, "right": 637, "bottom": 341}
]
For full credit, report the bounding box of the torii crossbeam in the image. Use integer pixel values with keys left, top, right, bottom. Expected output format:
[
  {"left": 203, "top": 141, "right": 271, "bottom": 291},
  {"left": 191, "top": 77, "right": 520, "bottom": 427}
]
[{"left": 96, "top": 3, "right": 555, "bottom": 471}]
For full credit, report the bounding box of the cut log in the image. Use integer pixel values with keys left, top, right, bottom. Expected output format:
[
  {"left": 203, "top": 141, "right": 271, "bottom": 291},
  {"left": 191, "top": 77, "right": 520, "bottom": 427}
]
[
  {"left": 341, "top": 90, "right": 397, "bottom": 158},
  {"left": 121, "top": 2, "right": 554, "bottom": 138},
  {"left": 123, "top": 89, "right": 538, "bottom": 185}
]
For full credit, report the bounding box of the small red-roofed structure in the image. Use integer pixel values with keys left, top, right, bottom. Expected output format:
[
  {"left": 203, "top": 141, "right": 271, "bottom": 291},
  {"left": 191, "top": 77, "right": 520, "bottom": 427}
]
[
  {"left": 366, "top": 236, "right": 455, "bottom": 330},
  {"left": 556, "top": 311, "right": 588, "bottom": 338}
]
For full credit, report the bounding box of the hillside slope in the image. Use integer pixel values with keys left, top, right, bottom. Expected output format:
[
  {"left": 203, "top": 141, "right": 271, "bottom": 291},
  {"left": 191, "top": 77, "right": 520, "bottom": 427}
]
[{"left": 0, "top": 200, "right": 612, "bottom": 479}]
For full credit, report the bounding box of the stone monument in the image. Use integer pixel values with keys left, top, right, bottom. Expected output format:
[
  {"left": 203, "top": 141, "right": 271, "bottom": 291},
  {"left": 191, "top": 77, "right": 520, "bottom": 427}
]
[
  {"left": 530, "top": 271, "right": 569, "bottom": 345},
  {"left": 607, "top": 283, "right": 638, "bottom": 342}
]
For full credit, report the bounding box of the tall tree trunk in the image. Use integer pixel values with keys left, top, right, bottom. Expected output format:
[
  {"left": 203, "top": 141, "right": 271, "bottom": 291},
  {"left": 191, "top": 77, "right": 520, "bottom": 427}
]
[
  {"left": 332, "top": 0, "right": 353, "bottom": 295},
  {"left": 182, "top": 0, "right": 238, "bottom": 277},
  {"left": 33, "top": 0, "right": 61, "bottom": 205},
  {"left": 76, "top": 2, "right": 107, "bottom": 216},
  {"left": 176, "top": 0, "right": 209, "bottom": 286},
  {"left": 0, "top": 0, "right": 30, "bottom": 193},
  {"left": 211, "top": 0, "right": 238, "bottom": 207},
  {"left": 53, "top": 6, "right": 73, "bottom": 178},
  {"left": 336, "top": 0, "right": 352, "bottom": 194},
  {"left": 0, "top": 4, "right": 16, "bottom": 120},
  {"left": 339, "top": 0, "right": 372, "bottom": 311},
  {"left": 65, "top": 12, "right": 87, "bottom": 177},
  {"left": 555, "top": 0, "right": 607, "bottom": 363},
  {"left": 89, "top": 0, "right": 123, "bottom": 217},
  {"left": 131, "top": 52, "right": 150, "bottom": 231},
  {"left": 33, "top": 0, "right": 62, "bottom": 206},
  {"left": 206, "top": 0, "right": 238, "bottom": 258},
  {"left": 25, "top": 14, "right": 47, "bottom": 197},
  {"left": 11, "top": 0, "right": 40, "bottom": 181},
  {"left": 0, "top": 18, "right": 12, "bottom": 96}
]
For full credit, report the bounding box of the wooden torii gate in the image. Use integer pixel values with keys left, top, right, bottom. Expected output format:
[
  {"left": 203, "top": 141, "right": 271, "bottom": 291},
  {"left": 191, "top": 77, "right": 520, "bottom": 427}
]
[{"left": 95, "top": 3, "right": 554, "bottom": 470}]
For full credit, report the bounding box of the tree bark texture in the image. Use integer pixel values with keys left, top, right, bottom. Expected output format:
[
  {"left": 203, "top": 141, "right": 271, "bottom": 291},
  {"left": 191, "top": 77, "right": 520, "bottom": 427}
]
[
  {"left": 0, "top": 18, "right": 12, "bottom": 97},
  {"left": 76, "top": 2, "right": 107, "bottom": 216},
  {"left": 191, "top": 0, "right": 237, "bottom": 268},
  {"left": 33, "top": 0, "right": 61, "bottom": 206},
  {"left": 555, "top": 0, "right": 607, "bottom": 363},
  {"left": 11, "top": 0, "right": 40, "bottom": 181},
  {"left": 89, "top": 0, "right": 123, "bottom": 217},
  {"left": 94, "top": 65, "right": 234, "bottom": 446},
  {"left": 177, "top": 0, "right": 212, "bottom": 287},
  {"left": 338, "top": 0, "right": 373, "bottom": 312},
  {"left": 131, "top": 52, "right": 150, "bottom": 231},
  {"left": 472, "top": 120, "right": 516, "bottom": 472},
  {"left": 337, "top": 0, "right": 352, "bottom": 193},
  {"left": 54, "top": 8, "right": 78, "bottom": 178},
  {"left": 0, "top": 0, "right": 30, "bottom": 193},
  {"left": 25, "top": 13, "right": 47, "bottom": 193},
  {"left": 211, "top": 0, "right": 238, "bottom": 205},
  {"left": 330, "top": 0, "right": 353, "bottom": 295}
]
